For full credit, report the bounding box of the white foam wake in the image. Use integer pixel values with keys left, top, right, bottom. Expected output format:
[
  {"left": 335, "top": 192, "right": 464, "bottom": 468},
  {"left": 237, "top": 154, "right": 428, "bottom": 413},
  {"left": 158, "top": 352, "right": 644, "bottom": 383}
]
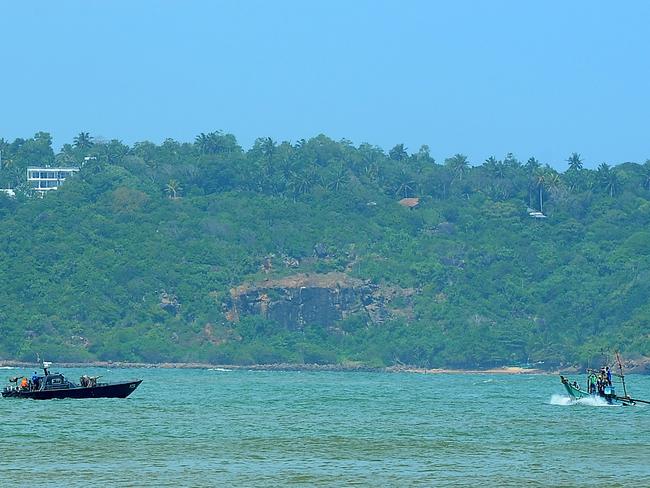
[
  {"left": 575, "top": 395, "right": 618, "bottom": 407},
  {"left": 550, "top": 393, "right": 619, "bottom": 407},
  {"left": 550, "top": 394, "right": 573, "bottom": 405}
]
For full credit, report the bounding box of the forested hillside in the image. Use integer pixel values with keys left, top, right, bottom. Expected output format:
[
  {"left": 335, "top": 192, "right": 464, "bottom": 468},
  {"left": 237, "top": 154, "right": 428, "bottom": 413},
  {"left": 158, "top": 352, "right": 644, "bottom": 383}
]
[{"left": 1, "top": 132, "right": 649, "bottom": 368}]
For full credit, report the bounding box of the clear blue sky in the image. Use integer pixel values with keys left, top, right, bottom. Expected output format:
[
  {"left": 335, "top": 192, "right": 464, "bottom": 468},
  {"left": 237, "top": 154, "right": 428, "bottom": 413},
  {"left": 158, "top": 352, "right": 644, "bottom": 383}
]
[{"left": 2, "top": 1, "right": 648, "bottom": 169}]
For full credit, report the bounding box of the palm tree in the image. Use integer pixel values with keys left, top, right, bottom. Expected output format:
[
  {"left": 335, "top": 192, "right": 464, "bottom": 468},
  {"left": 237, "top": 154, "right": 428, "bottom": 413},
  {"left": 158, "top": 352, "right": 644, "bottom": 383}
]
[
  {"left": 260, "top": 137, "right": 276, "bottom": 163},
  {"left": 416, "top": 144, "right": 433, "bottom": 163},
  {"left": 389, "top": 144, "right": 408, "bottom": 161},
  {"left": 73, "top": 132, "right": 94, "bottom": 149},
  {"left": 444, "top": 154, "right": 469, "bottom": 182},
  {"left": 564, "top": 170, "right": 581, "bottom": 193},
  {"left": 165, "top": 179, "right": 182, "bottom": 199},
  {"left": 566, "top": 152, "right": 583, "bottom": 171},
  {"left": 483, "top": 156, "right": 498, "bottom": 174},
  {"left": 546, "top": 171, "right": 562, "bottom": 196},
  {"left": 524, "top": 157, "right": 541, "bottom": 174},
  {"left": 0, "top": 139, "right": 12, "bottom": 170},
  {"left": 503, "top": 152, "right": 520, "bottom": 169},
  {"left": 641, "top": 160, "right": 650, "bottom": 190},
  {"left": 195, "top": 133, "right": 210, "bottom": 153},
  {"left": 327, "top": 165, "right": 349, "bottom": 192},
  {"left": 597, "top": 163, "right": 619, "bottom": 197},
  {"left": 207, "top": 131, "right": 228, "bottom": 154},
  {"left": 195, "top": 131, "right": 230, "bottom": 154},
  {"left": 395, "top": 169, "right": 416, "bottom": 198},
  {"left": 0, "top": 138, "right": 9, "bottom": 168},
  {"left": 534, "top": 169, "right": 546, "bottom": 212},
  {"left": 363, "top": 162, "right": 380, "bottom": 182},
  {"left": 288, "top": 169, "right": 316, "bottom": 198},
  {"left": 494, "top": 161, "right": 507, "bottom": 179}
]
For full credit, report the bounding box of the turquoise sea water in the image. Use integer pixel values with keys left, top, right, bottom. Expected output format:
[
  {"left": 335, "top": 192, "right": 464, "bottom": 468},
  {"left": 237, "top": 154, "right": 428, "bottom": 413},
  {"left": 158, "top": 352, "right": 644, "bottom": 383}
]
[{"left": 1, "top": 367, "right": 648, "bottom": 487}]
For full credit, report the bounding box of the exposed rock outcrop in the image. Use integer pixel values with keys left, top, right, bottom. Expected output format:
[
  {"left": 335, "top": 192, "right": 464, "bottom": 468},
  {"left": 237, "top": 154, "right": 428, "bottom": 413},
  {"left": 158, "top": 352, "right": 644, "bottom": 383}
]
[
  {"left": 225, "top": 272, "right": 414, "bottom": 329},
  {"left": 159, "top": 291, "right": 180, "bottom": 314}
]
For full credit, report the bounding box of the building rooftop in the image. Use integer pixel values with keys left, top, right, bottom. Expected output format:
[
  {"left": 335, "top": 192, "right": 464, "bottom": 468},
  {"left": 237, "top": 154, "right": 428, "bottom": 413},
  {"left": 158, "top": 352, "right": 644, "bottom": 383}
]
[{"left": 398, "top": 197, "right": 420, "bottom": 208}]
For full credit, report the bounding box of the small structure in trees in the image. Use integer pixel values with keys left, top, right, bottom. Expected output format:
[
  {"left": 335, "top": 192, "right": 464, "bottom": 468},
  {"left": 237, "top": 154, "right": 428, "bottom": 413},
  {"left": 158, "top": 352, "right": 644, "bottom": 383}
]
[
  {"left": 527, "top": 207, "right": 547, "bottom": 219},
  {"left": 398, "top": 197, "right": 420, "bottom": 209}
]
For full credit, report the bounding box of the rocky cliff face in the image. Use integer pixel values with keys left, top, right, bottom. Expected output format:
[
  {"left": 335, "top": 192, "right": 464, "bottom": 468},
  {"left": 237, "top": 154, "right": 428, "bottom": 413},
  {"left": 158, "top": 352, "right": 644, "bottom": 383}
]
[{"left": 225, "top": 272, "right": 414, "bottom": 329}]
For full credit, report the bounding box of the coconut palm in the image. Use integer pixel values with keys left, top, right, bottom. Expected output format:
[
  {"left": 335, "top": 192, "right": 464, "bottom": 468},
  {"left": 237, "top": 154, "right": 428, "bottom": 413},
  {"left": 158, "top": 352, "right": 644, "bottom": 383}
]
[
  {"left": 566, "top": 152, "right": 584, "bottom": 171},
  {"left": 445, "top": 154, "right": 470, "bottom": 182},
  {"left": 165, "top": 179, "right": 182, "bottom": 199},
  {"left": 597, "top": 163, "right": 619, "bottom": 197},
  {"left": 564, "top": 170, "right": 582, "bottom": 193},
  {"left": 483, "top": 156, "right": 499, "bottom": 174},
  {"left": 0, "top": 139, "right": 12, "bottom": 170},
  {"left": 73, "top": 132, "right": 94, "bottom": 149},
  {"left": 288, "top": 169, "right": 316, "bottom": 199},
  {"left": 327, "top": 165, "right": 349, "bottom": 192},
  {"left": 0, "top": 138, "right": 9, "bottom": 167},
  {"left": 416, "top": 144, "right": 433, "bottom": 163},
  {"left": 534, "top": 170, "right": 546, "bottom": 212},
  {"left": 195, "top": 131, "right": 231, "bottom": 154},
  {"left": 194, "top": 133, "right": 210, "bottom": 153},
  {"left": 524, "top": 157, "right": 541, "bottom": 174},
  {"left": 503, "top": 152, "right": 520, "bottom": 169},
  {"left": 260, "top": 137, "right": 276, "bottom": 163},
  {"left": 389, "top": 144, "right": 408, "bottom": 161},
  {"left": 395, "top": 169, "right": 416, "bottom": 198},
  {"left": 546, "top": 172, "right": 562, "bottom": 198},
  {"left": 641, "top": 160, "right": 650, "bottom": 190},
  {"left": 363, "top": 162, "right": 380, "bottom": 182},
  {"left": 494, "top": 161, "right": 508, "bottom": 179}
]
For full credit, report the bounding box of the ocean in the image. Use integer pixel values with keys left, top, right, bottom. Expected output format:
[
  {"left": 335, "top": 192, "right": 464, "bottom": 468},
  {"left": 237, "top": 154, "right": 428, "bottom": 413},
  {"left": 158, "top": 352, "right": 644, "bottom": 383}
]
[{"left": 1, "top": 368, "right": 648, "bottom": 487}]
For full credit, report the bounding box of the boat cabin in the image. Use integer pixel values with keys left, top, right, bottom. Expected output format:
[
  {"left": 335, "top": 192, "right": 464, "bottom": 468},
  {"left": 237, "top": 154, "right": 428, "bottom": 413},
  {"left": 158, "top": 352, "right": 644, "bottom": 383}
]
[{"left": 42, "top": 373, "right": 74, "bottom": 390}]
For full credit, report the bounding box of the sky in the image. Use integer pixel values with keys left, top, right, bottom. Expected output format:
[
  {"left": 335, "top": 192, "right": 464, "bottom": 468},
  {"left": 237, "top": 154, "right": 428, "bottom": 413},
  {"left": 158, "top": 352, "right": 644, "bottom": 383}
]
[{"left": 1, "top": 1, "right": 649, "bottom": 169}]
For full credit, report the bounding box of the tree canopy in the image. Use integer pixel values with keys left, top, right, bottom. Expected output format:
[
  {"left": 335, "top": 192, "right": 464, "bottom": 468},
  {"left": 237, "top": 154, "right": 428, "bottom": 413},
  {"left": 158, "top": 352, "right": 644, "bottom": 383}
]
[{"left": 0, "top": 131, "right": 648, "bottom": 369}]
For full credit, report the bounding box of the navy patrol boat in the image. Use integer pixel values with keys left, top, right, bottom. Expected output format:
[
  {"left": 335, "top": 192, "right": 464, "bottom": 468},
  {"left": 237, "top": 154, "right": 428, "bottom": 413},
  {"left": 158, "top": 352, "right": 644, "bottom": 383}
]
[{"left": 2, "top": 360, "right": 142, "bottom": 400}]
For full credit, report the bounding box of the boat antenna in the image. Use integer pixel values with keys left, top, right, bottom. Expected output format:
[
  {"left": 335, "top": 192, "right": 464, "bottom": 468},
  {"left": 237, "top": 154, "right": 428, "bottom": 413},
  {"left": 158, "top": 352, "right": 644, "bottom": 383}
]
[{"left": 615, "top": 351, "right": 628, "bottom": 399}]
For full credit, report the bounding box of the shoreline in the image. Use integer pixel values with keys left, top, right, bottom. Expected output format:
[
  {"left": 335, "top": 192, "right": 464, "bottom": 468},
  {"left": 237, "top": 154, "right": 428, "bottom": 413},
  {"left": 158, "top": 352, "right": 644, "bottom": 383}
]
[
  {"left": 388, "top": 366, "right": 549, "bottom": 375},
  {"left": 0, "top": 359, "right": 551, "bottom": 375}
]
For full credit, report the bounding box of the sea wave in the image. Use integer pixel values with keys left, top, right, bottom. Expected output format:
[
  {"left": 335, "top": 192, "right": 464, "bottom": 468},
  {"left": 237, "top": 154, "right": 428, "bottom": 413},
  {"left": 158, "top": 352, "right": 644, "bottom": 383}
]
[{"left": 208, "top": 367, "right": 232, "bottom": 372}]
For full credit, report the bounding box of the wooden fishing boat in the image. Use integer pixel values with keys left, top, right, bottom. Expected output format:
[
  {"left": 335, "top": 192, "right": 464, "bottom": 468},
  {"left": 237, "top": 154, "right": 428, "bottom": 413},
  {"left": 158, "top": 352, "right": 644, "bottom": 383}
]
[
  {"left": 559, "top": 352, "right": 649, "bottom": 406},
  {"left": 559, "top": 374, "right": 629, "bottom": 405},
  {"left": 1, "top": 360, "right": 142, "bottom": 400}
]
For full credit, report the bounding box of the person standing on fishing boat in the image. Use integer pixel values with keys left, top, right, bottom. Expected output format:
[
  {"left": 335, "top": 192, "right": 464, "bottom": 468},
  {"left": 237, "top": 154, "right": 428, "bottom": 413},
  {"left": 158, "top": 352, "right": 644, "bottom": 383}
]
[
  {"left": 588, "top": 373, "right": 597, "bottom": 394},
  {"left": 606, "top": 366, "right": 612, "bottom": 386}
]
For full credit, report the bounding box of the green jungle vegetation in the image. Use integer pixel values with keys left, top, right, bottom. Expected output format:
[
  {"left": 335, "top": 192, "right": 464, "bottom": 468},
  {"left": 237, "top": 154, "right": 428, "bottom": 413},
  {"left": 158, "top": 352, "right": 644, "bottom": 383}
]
[{"left": 1, "top": 131, "right": 649, "bottom": 369}]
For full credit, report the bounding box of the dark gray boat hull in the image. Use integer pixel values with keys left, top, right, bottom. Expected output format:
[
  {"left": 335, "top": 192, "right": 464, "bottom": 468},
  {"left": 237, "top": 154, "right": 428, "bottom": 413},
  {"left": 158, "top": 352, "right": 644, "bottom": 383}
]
[{"left": 2, "top": 380, "right": 142, "bottom": 399}]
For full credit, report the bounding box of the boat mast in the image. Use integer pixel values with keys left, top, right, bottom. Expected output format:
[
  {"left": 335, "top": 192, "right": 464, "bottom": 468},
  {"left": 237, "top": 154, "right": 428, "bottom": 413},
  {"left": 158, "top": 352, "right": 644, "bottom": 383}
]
[{"left": 615, "top": 351, "right": 628, "bottom": 398}]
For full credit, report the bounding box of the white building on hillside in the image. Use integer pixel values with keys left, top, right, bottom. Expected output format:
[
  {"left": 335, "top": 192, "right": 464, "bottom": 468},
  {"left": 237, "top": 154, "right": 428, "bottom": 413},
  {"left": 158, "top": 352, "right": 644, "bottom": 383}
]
[{"left": 27, "top": 167, "right": 79, "bottom": 192}]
